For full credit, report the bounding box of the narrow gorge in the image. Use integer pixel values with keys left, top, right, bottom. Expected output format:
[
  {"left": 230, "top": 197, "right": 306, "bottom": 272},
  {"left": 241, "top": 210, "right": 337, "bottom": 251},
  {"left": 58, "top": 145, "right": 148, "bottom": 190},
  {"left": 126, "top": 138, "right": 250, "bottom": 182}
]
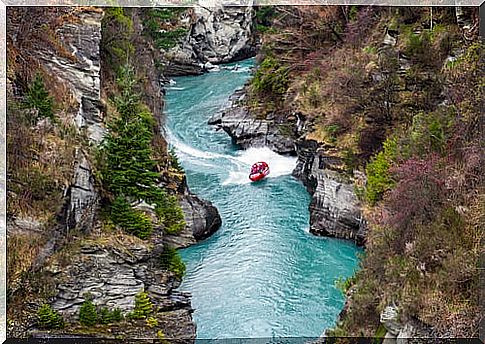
[{"left": 6, "top": 4, "right": 483, "bottom": 343}]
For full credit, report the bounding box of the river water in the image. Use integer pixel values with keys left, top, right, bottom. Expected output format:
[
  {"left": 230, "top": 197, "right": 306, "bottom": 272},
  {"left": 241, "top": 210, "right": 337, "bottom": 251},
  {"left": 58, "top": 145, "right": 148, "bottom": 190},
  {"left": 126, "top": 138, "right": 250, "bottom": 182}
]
[{"left": 164, "top": 59, "right": 361, "bottom": 339}]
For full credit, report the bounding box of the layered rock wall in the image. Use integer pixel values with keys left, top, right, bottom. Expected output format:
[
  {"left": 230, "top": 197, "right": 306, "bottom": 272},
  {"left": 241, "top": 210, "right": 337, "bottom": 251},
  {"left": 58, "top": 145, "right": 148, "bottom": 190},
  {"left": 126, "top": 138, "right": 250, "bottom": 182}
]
[{"left": 164, "top": 5, "right": 256, "bottom": 76}]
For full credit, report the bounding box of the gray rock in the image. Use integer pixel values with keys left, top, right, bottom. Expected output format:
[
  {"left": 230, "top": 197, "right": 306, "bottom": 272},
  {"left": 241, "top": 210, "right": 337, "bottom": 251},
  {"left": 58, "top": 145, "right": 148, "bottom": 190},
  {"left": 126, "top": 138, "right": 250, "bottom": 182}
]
[
  {"left": 293, "top": 140, "right": 366, "bottom": 245},
  {"left": 37, "top": 10, "right": 105, "bottom": 144},
  {"left": 209, "top": 90, "right": 295, "bottom": 155},
  {"left": 308, "top": 168, "right": 364, "bottom": 243},
  {"left": 50, "top": 241, "right": 189, "bottom": 320},
  {"left": 164, "top": 5, "right": 256, "bottom": 76},
  {"left": 381, "top": 305, "right": 402, "bottom": 336},
  {"left": 64, "top": 149, "right": 98, "bottom": 234},
  {"left": 164, "top": 192, "right": 222, "bottom": 249},
  {"left": 180, "top": 193, "right": 222, "bottom": 241}
]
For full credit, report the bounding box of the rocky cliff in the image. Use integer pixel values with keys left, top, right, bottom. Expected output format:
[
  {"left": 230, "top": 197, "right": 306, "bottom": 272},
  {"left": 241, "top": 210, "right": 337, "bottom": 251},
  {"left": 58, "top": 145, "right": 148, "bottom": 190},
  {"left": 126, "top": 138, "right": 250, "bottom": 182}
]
[
  {"left": 163, "top": 5, "right": 257, "bottom": 76},
  {"left": 6, "top": 6, "right": 221, "bottom": 339}
]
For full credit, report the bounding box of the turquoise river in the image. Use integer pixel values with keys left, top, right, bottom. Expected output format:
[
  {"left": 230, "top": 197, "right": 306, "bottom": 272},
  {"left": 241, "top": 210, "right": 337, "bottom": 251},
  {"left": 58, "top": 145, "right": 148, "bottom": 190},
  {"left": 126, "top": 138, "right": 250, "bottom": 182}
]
[{"left": 165, "top": 58, "right": 362, "bottom": 339}]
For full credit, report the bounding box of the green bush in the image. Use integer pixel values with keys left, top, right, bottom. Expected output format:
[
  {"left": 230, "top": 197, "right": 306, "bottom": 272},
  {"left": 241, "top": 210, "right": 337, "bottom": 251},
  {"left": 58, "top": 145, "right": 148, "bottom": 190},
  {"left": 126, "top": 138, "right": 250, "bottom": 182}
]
[
  {"left": 143, "top": 9, "right": 188, "bottom": 50},
  {"left": 147, "top": 8, "right": 185, "bottom": 21},
  {"left": 251, "top": 56, "right": 289, "bottom": 99},
  {"left": 155, "top": 28, "right": 188, "bottom": 50},
  {"left": 160, "top": 246, "right": 186, "bottom": 280},
  {"left": 130, "top": 291, "right": 153, "bottom": 319},
  {"left": 169, "top": 147, "right": 183, "bottom": 172},
  {"left": 37, "top": 304, "right": 64, "bottom": 329},
  {"left": 24, "top": 74, "right": 55, "bottom": 122},
  {"left": 102, "top": 8, "right": 135, "bottom": 71},
  {"left": 403, "top": 28, "right": 433, "bottom": 65},
  {"left": 99, "top": 307, "right": 123, "bottom": 324},
  {"left": 335, "top": 275, "right": 356, "bottom": 295},
  {"left": 110, "top": 196, "right": 153, "bottom": 239},
  {"left": 408, "top": 110, "right": 451, "bottom": 156},
  {"left": 365, "top": 137, "right": 398, "bottom": 205},
  {"left": 325, "top": 124, "right": 340, "bottom": 143},
  {"left": 156, "top": 195, "right": 185, "bottom": 234},
  {"left": 79, "top": 299, "right": 98, "bottom": 326}
]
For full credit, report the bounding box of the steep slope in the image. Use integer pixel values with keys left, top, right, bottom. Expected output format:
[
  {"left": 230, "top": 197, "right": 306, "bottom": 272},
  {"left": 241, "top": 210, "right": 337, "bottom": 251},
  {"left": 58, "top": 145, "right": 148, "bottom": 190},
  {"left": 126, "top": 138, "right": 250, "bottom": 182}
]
[
  {"left": 6, "top": 7, "right": 221, "bottom": 339},
  {"left": 213, "top": 5, "right": 483, "bottom": 340},
  {"left": 138, "top": 6, "right": 256, "bottom": 76}
]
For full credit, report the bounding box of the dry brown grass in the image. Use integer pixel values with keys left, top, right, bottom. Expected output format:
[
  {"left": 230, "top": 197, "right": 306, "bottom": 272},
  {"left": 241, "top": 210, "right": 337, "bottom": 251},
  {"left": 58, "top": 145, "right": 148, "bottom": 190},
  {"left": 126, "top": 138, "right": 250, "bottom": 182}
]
[
  {"left": 7, "top": 231, "right": 47, "bottom": 295},
  {"left": 7, "top": 109, "right": 77, "bottom": 220}
]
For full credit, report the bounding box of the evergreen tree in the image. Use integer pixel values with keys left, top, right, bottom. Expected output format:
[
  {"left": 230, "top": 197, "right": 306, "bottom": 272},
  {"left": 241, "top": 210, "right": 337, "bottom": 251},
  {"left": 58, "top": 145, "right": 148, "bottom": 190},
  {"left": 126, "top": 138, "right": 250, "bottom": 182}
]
[
  {"left": 37, "top": 304, "right": 64, "bottom": 329},
  {"left": 111, "top": 307, "right": 123, "bottom": 322},
  {"left": 160, "top": 245, "right": 186, "bottom": 280},
  {"left": 24, "top": 73, "right": 54, "bottom": 122},
  {"left": 79, "top": 299, "right": 98, "bottom": 326},
  {"left": 99, "top": 307, "right": 113, "bottom": 325},
  {"left": 100, "top": 65, "right": 186, "bottom": 239},
  {"left": 131, "top": 291, "right": 153, "bottom": 319},
  {"left": 169, "top": 147, "right": 183, "bottom": 172},
  {"left": 110, "top": 196, "right": 153, "bottom": 239}
]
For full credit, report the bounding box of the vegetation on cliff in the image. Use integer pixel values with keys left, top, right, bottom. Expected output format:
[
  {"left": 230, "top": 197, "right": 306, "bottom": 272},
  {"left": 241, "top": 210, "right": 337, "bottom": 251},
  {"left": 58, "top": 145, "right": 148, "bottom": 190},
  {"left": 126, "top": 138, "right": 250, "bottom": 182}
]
[
  {"left": 7, "top": 9, "right": 88, "bottom": 326},
  {"left": 7, "top": 6, "right": 191, "bottom": 338},
  {"left": 249, "top": 6, "right": 483, "bottom": 338},
  {"left": 99, "top": 8, "right": 186, "bottom": 238},
  {"left": 98, "top": 66, "right": 185, "bottom": 238},
  {"left": 142, "top": 8, "right": 189, "bottom": 50}
]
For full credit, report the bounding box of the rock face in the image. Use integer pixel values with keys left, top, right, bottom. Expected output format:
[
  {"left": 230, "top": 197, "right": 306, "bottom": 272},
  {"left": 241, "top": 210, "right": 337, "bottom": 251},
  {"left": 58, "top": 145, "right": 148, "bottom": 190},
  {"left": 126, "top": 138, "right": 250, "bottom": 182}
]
[
  {"left": 180, "top": 193, "right": 222, "bottom": 241},
  {"left": 380, "top": 305, "right": 435, "bottom": 344},
  {"left": 64, "top": 149, "right": 98, "bottom": 234},
  {"left": 188, "top": 5, "right": 256, "bottom": 64},
  {"left": 164, "top": 176, "right": 222, "bottom": 249},
  {"left": 38, "top": 9, "right": 106, "bottom": 144},
  {"left": 164, "top": 5, "right": 256, "bottom": 76},
  {"left": 293, "top": 141, "right": 366, "bottom": 245},
  {"left": 49, "top": 237, "right": 195, "bottom": 339},
  {"left": 35, "top": 9, "right": 104, "bottom": 234},
  {"left": 209, "top": 89, "right": 295, "bottom": 154}
]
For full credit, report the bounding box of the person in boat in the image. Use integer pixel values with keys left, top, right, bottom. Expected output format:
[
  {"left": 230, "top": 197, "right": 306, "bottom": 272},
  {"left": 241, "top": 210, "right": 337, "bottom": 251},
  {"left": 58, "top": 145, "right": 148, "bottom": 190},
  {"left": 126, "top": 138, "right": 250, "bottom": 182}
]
[
  {"left": 251, "top": 164, "right": 259, "bottom": 174},
  {"left": 251, "top": 162, "right": 267, "bottom": 175}
]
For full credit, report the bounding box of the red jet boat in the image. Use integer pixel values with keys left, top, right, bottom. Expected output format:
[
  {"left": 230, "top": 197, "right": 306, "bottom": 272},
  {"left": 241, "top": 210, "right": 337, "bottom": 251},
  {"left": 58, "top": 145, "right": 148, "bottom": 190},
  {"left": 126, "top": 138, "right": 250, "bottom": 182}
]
[{"left": 249, "top": 161, "right": 270, "bottom": 182}]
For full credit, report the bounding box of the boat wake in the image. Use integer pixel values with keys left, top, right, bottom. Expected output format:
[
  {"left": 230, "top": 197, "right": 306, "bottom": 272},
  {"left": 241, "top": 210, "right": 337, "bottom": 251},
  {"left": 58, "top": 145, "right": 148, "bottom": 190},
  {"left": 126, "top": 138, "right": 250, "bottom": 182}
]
[
  {"left": 222, "top": 147, "right": 297, "bottom": 185},
  {"left": 166, "top": 128, "right": 297, "bottom": 184}
]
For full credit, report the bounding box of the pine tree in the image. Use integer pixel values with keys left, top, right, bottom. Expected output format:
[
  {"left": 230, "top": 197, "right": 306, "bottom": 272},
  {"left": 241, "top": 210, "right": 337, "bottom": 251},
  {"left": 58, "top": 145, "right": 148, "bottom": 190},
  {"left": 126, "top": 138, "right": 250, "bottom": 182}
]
[
  {"left": 37, "top": 304, "right": 65, "bottom": 329},
  {"left": 110, "top": 196, "right": 153, "bottom": 239},
  {"left": 99, "top": 306, "right": 124, "bottom": 324},
  {"left": 160, "top": 246, "right": 186, "bottom": 280},
  {"left": 100, "top": 65, "right": 185, "bottom": 239},
  {"left": 99, "top": 307, "right": 113, "bottom": 325},
  {"left": 111, "top": 307, "right": 123, "bottom": 322},
  {"left": 24, "top": 73, "right": 54, "bottom": 122},
  {"left": 79, "top": 299, "right": 98, "bottom": 326},
  {"left": 131, "top": 291, "right": 153, "bottom": 319}
]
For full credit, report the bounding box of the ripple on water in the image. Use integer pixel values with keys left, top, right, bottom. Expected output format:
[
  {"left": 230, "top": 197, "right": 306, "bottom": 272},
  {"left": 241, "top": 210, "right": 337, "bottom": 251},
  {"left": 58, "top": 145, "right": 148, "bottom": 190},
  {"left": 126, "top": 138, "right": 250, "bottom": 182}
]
[{"left": 165, "top": 58, "right": 362, "bottom": 339}]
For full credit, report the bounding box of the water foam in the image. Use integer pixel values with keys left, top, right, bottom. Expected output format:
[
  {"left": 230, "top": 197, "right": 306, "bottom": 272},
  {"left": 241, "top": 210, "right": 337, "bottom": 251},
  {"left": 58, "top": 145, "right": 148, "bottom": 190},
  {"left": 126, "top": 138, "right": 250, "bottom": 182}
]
[
  {"left": 166, "top": 129, "right": 225, "bottom": 160},
  {"left": 166, "top": 127, "right": 297, "bottom": 184},
  {"left": 222, "top": 147, "right": 297, "bottom": 185}
]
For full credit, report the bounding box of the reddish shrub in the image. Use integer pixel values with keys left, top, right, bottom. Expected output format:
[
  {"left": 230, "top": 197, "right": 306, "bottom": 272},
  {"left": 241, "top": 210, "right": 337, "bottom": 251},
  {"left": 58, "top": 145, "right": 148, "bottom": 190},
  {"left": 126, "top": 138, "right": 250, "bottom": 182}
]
[{"left": 381, "top": 155, "right": 448, "bottom": 239}]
